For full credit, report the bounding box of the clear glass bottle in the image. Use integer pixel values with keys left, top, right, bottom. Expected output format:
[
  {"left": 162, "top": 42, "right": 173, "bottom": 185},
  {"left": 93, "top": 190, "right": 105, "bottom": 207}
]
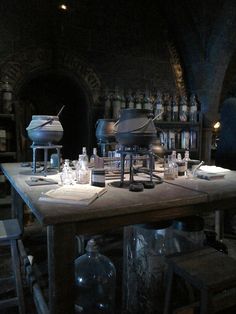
[
  {"left": 60, "top": 159, "right": 75, "bottom": 185},
  {"left": 126, "top": 91, "right": 135, "bottom": 109},
  {"left": 171, "top": 151, "right": 178, "bottom": 178},
  {"left": 120, "top": 91, "right": 126, "bottom": 110},
  {"left": 143, "top": 93, "right": 153, "bottom": 111},
  {"left": 189, "top": 94, "right": 198, "bottom": 123},
  {"left": 179, "top": 95, "right": 188, "bottom": 122},
  {"left": 76, "top": 154, "right": 90, "bottom": 184},
  {"left": 82, "top": 147, "right": 89, "bottom": 164},
  {"left": 164, "top": 155, "right": 175, "bottom": 180},
  {"left": 90, "top": 147, "right": 98, "bottom": 167},
  {"left": 104, "top": 91, "right": 112, "bottom": 119},
  {"left": 154, "top": 92, "right": 164, "bottom": 120},
  {"left": 171, "top": 94, "right": 179, "bottom": 121},
  {"left": 163, "top": 93, "right": 172, "bottom": 122},
  {"left": 112, "top": 87, "right": 121, "bottom": 119},
  {"left": 135, "top": 92, "right": 142, "bottom": 109},
  {"left": 75, "top": 239, "right": 116, "bottom": 314}
]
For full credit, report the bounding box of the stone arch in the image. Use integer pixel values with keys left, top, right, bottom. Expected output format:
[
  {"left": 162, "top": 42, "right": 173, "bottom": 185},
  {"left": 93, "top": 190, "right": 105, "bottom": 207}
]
[
  {"left": 0, "top": 47, "right": 103, "bottom": 159},
  {"left": 0, "top": 47, "right": 102, "bottom": 104}
]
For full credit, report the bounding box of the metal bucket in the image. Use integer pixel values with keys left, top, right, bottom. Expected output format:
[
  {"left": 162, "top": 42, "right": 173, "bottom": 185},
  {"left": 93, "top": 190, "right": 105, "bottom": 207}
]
[{"left": 26, "top": 115, "right": 63, "bottom": 145}]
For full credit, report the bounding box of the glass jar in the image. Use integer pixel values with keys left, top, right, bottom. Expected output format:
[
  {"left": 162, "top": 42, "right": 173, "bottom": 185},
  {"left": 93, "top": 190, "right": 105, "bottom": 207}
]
[
  {"left": 171, "top": 216, "right": 206, "bottom": 253},
  {"left": 123, "top": 222, "right": 175, "bottom": 314},
  {"left": 75, "top": 239, "right": 116, "bottom": 314}
]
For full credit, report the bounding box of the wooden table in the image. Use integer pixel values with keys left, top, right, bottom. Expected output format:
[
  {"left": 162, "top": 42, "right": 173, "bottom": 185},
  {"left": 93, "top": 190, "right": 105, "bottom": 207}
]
[{"left": 1, "top": 162, "right": 236, "bottom": 314}]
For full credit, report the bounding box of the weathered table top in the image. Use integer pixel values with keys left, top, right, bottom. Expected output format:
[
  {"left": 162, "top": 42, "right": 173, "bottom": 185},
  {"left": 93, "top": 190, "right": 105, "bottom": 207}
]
[
  {"left": 1, "top": 163, "right": 236, "bottom": 229},
  {"left": 1, "top": 162, "right": 236, "bottom": 314}
]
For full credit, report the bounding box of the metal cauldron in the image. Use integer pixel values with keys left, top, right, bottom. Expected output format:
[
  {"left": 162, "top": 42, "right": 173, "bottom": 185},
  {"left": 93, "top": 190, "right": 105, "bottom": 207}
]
[
  {"left": 95, "top": 119, "right": 116, "bottom": 143},
  {"left": 115, "top": 108, "right": 157, "bottom": 147},
  {"left": 26, "top": 115, "right": 63, "bottom": 145}
]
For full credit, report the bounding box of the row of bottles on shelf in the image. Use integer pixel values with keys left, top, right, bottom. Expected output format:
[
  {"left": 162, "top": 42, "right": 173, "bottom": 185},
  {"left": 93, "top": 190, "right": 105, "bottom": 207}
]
[
  {"left": 160, "top": 129, "right": 197, "bottom": 151},
  {"left": 103, "top": 88, "right": 200, "bottom": 123},
  {"left": 0, "top": 126, "right": 14, "bottom": 152}
]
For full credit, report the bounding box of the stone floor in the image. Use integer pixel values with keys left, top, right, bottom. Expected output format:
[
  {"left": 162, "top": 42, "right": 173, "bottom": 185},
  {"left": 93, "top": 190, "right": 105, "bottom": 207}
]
[{"left": 1, "top": 219, "right": 236, "bottom": 314}]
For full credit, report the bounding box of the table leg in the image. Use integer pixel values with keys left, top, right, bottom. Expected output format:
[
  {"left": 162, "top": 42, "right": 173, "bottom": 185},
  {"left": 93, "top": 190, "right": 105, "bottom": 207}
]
[
  {"left": 215, "top": 209, "right": 224, "bottom": 241},
  {"left": 32, "top": 147, "right": 36, "bottom": 174},
  {"left": 47, "top": 224, "right": 76, "bottom": 314},
  {"left": 11, "top": 187, "right": 24, "bottom": 231},
  {"left": 44, "top": 148, "right": 48, "bottom": 176}
]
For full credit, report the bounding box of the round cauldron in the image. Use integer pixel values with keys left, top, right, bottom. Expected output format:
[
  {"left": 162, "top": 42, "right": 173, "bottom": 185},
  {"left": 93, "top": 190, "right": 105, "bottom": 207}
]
[
  {"left": 26, "top": 115, "right": 63, "bottom": 145},
  {"left": 95, "top": 119, "right": 116, "bottom": 143},
  {"left": 115, "top": 108, "right": 157, "bottom": 147}
]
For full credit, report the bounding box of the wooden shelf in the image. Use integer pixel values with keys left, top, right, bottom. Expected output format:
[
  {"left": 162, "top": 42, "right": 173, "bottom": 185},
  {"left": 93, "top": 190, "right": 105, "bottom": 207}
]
[
  {"left": 0, "top": 195, "right": 11, "bottom": 206},
  {"left": 0, "top": 152, "right": 17, "bottom": 158},
  {"left": 0, "top": 113, "right": 15, "bottom": 120}
]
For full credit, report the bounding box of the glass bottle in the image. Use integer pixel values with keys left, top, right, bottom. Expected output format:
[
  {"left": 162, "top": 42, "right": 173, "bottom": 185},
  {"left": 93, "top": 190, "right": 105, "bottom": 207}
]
[
  {"left": 171, "top": 151, "right": 178, "bottom": 178},
  {"left": 179, "top": 95, "right": 188, "bottom": 122},
  {"left": 60, "top": 159, "right": 75, "bottom": 185},
  {"left": 76, "top": 154, "right": 90, "bottom": 184},
  {"left": 0, "top": 170, "right": 6, "bottom": 198},
  {"left": 143, "top": 93, "right": 153, "bottom": 111},
  {"left": 90, "top": 147, "right": 98, "bottom": 167},
  {"left": 164, "top": 93, "right": 172, "bottom": 122},
  {"left": 164, "top": 155, "right": 175, "bottom": 180},
  {"left": 82, "top": 147, "right": 89, "bottom": 164},
  {"left": 1, "top": 76, "right": 13, "bottom": 114},
  {"left": 112, "top": 87, "right": 121, "bottom": 119},
  {"left": 135, "top": 92, "right": 142, "bottom": 109},
  {"left": 171, "top": 94, "right": 179, "bottom": 121},
  {"left": 126, "top": 91, "right": 135, "bottom": 109},
  {"left": 189, "top": 94, "right": 198, "bottom": 123},
  {"left": 120, "top": 91, "right": 126, "bottom": 110},
  {"left": 75, "top": 239, "right": 116, "bottom": 314},
  {"left": 104, "top": 89, "right": 112, "bottom": 119},
  {"left": 154, "top": 92, "right": 164, "bottom": 120}
]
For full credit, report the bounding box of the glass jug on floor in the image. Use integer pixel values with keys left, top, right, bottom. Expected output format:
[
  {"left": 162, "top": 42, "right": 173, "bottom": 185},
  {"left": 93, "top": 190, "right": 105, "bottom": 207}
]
[{"left": 75, "top": 239, "right": 116, "bottom": 314}]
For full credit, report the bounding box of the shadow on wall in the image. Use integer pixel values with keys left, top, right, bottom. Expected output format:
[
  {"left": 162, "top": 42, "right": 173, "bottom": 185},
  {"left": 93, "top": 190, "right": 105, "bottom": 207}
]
[{"left": 215, "top": 97, "right": 236, "bottom": 170}]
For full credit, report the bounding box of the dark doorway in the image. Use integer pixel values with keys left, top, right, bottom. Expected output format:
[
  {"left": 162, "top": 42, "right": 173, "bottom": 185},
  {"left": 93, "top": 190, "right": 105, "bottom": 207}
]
[{"left": 18, "top": 71, "right": 91, "bottom": 161}]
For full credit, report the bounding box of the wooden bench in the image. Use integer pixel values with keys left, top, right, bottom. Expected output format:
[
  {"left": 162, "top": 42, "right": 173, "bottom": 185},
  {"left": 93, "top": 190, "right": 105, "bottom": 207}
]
[
  {"left": 0, "top": 219, "right": 25, "bottom": 314},
  {"left": 164, "top": 247, "right": 236, "bottom": 314}
]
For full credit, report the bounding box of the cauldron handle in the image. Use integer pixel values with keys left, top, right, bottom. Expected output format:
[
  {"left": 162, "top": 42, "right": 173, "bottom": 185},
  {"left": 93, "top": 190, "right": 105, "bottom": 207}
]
[
  {"left": 26, "top": 118, "right": 54, "bottom": 131},
  {"left": 152, "top": 110, "right": 164, "bottom": 121}
]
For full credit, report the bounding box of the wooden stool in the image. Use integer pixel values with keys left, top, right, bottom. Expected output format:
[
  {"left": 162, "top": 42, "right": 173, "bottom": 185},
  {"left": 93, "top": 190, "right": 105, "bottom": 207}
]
[
  {"left": 164, "top": 247, "right": 236, "bottom": 314},
  {"left": 0, "top": 219, "right": 25, "bottom": 313}
]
